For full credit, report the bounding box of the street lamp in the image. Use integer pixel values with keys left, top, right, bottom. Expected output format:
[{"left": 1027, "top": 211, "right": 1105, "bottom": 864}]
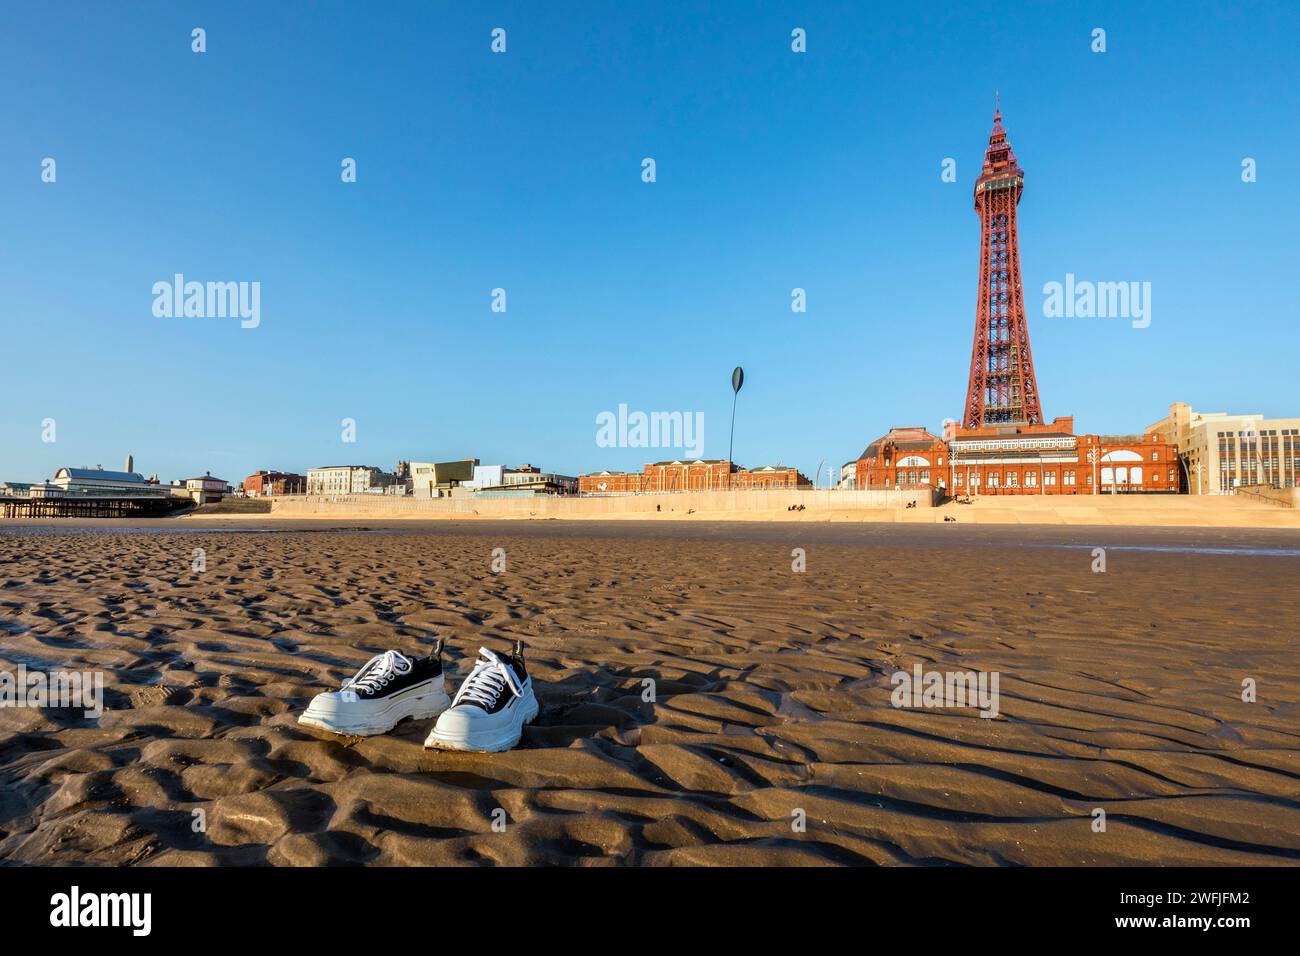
[{"left": 728, "top": 366, "right": 744, "bottom": 491}]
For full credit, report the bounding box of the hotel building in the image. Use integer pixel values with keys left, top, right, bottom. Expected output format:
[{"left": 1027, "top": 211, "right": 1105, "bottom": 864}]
[
  {"left": 579, "top": 470, "right": 644, "bottom": 494},
  {"left": 641, "top": 459, "right": 734, "bottom": 492},
  {"left": 578, "top": 461, "right": 810, "bottom": 494},
  {"left": 731, "top": 465, "right": 810, "bottom": 490},
  {"left": 1146, "top": 402, "right": 1300, "bottom": 494},
  {"left": 307, "top": 465, "right": 390, "bottom": 495},
  {"left": 244, "top": 470, "right": 306, "bottom": 496}
]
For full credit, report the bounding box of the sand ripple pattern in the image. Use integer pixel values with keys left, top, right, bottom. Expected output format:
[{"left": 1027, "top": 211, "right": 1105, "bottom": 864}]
[{"left": 1, "top": 525, "right": 1298, "bottom": 865}]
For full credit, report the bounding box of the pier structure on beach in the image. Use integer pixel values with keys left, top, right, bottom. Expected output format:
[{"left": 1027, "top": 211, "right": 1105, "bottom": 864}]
[{"left": 0, "top": 492, "right": 192, "bottom": 519}]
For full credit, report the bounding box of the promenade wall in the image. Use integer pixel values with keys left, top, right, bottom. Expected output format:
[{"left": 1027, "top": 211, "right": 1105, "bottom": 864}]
[{"left": 268, "top": 488, "right": 934, "bottom": 518}]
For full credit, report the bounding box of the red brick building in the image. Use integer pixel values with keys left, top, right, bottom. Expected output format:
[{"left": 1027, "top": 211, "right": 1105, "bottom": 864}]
[
  {"left": 732, "top": 465, "right": 812, "bottom": 489},
  {"left": 855, "top": 427, "right": 951, "bottom": 491},
  {"left": 641, "top": 459, "right": 733, "bottom": 491},
  {"left": 944, "top": 419, "right": 1179, "bottom": 495},
  {"left": 244, "top": 470, "right": 306, "bottom": 497},
  {"left": 578, "top": 470, "right": 644, "bottom": 494},
  {"left": 579, "top": 461, "right": 811, "bottom": 494},
  {"left": 851, "top": 421, "right": 1180, "bottom": 496}
]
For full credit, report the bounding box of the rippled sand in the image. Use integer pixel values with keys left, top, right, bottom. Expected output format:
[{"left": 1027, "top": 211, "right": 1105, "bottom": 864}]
[{"left": 1, "top": 520, "right": 1297, "bottom": 865}]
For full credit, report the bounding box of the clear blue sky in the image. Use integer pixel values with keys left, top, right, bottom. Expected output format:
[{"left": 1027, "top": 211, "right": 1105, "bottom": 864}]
[{"left": 2, "top": 1, "right": 1296, "bottom": 485}]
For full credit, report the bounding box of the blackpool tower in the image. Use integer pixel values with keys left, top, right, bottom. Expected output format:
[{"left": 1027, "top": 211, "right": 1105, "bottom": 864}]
[{"left": 961, "top": 99, "right": 1043, "bottom": 428}]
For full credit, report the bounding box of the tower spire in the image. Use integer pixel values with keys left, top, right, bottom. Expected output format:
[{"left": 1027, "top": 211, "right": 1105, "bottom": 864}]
[{"left": 962, "top": 103, "right": 1043, "bottom": 428}]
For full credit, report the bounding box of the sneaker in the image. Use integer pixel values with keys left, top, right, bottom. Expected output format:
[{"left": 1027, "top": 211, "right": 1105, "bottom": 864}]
[
  {"left": 424, "top": 642, "right": 539, "bottom": 753},
  {"left": 299, "top": 641, "right": 451, "bottom": 736}
]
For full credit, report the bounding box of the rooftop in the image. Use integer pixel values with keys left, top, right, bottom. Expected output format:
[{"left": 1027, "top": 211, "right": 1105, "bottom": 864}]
[
  {"left": 56, "top": 467, "right": 147, "bottom": 483},
  {"left": 648, "top": 458, "right": 732, "bottom": 467},
  {"left": 859, "top": 427, "right": 944, "bottom": 461}
]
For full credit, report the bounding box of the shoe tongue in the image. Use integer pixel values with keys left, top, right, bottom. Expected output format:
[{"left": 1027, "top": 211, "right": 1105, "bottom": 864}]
[
  {"left": 451, "top": 651, "right": 504, "bottom": 711},
  {"left": 479, "top": 646, "right": 524, "bottom": 679}
]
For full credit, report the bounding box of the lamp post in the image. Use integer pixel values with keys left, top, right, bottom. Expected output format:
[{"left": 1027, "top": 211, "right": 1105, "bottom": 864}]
[{"left": 728, "top": 366, "right": 744, "bottom": 491}]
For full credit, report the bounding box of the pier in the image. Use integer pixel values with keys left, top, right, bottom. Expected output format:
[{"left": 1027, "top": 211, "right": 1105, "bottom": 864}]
[{"left": 0, "top": 494, "right": 193, "bottom": 519}]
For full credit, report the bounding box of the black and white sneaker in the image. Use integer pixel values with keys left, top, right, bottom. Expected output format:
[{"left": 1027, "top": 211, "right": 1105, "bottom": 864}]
[
  {"left": 424, "top": 642, "right": 539, "bottom": 752},
  {"left": 299, "top": 642, "right": 451, "bottom": 736}
]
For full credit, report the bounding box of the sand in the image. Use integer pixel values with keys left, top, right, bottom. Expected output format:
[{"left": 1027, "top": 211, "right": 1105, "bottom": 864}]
[{"left": 1, "top": 519, "right": 1297, "bottom": 866}]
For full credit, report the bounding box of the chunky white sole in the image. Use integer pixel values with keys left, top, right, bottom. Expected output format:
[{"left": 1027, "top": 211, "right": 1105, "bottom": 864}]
[
  {"left": 299, "top": 683, "right": 451, "bottom": 736},
  {"left": 423, "top": 694, "right": 540, "bottom": 753}
]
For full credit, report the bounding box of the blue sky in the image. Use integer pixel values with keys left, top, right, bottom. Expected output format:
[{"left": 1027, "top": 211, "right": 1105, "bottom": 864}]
[{"left": 1, "top": 1, "right": 1296, "bottom": 485}]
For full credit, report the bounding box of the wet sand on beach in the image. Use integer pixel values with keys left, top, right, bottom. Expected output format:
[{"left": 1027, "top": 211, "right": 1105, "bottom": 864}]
[{"left": 1, "top": 520, "right": 1297, "bottom": 865}]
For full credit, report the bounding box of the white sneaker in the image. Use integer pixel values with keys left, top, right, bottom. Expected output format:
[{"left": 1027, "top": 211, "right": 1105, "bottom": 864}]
[
  {"left": 299, "top": 643, "right": 451, "bottom": 736},
  {"left": 424, "top": 642, "right": 539, "bottom": 753}
]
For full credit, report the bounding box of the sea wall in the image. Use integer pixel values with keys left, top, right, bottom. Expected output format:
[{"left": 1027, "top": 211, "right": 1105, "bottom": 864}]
[{"left": 268, "top": 488, "right": 933, "bottom": 518}]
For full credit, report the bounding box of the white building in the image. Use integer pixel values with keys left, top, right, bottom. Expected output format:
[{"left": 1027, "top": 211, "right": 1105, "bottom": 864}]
[
  {"left": 307, "top": 466, "right": 387, "bottom": 495},
  {"left": 181, "top": 473, "right": 229, "bottom": 493},
  {"left": 463, "top": 464, "right": 505, "bottom": 489},
  {"left": 1147, "top": 403, "right": 1300, "bottom": 494},
  {"left": 408, "top": 460, "right": 478, "bottom": 497},
  {"left": 52, "top": 466, "right": 152, "bottom": 494}
]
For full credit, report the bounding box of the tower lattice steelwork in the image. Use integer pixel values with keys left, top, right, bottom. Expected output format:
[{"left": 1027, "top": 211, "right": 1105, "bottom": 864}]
[{"left": 962, "top": 100, "right": 1043, "bottom": 428}]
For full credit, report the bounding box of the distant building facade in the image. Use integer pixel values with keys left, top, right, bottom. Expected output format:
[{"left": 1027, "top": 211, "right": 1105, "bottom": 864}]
[
  {"left": 1147, "top": 402, "right": 1300, "bottom": 494},
  {"left": 850, "top": 421, "right": 1179, "bottom": 496},
  {"left": 244, "top": 470, "right": 306, "bottom": 496},
  {"left": 483, "top": 465, "right": 577, "bottom": 495},
  {"left": 579, "top": 461, "right": 809, "bottom": 493},
  {"left": 838, "top": 461, "right": 857, "bottom": 489},
  {"left": 578, "top": 470, "right": 644, "bottom": 495},
  {"left": 409, "top": 459, "right": 479, "bottom": 497},
  {"left": 307, "top": 466, "right": 389, "bottom": 495},
  {"left": 731, "top": 465, "right": 812, "bottom": 489},
  {"left": 855, "top": 427, "right": 951, "bottom": 491},
  {"left": 52, "top": 466, "right": 155, "bottom": 494},
  {"left": 944, "top": 418, "right": 1178, "bottom": 495},
  {"left": 178, "top": 473, "right": 230, "bottom": 503},
  {"left": 642, "top": 459, "right": 734, "bottom": 492}
]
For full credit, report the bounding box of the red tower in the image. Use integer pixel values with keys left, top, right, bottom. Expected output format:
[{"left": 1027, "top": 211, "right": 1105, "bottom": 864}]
[{"left": 962, "top": 99, "right": 1043, "bottom": 428}]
